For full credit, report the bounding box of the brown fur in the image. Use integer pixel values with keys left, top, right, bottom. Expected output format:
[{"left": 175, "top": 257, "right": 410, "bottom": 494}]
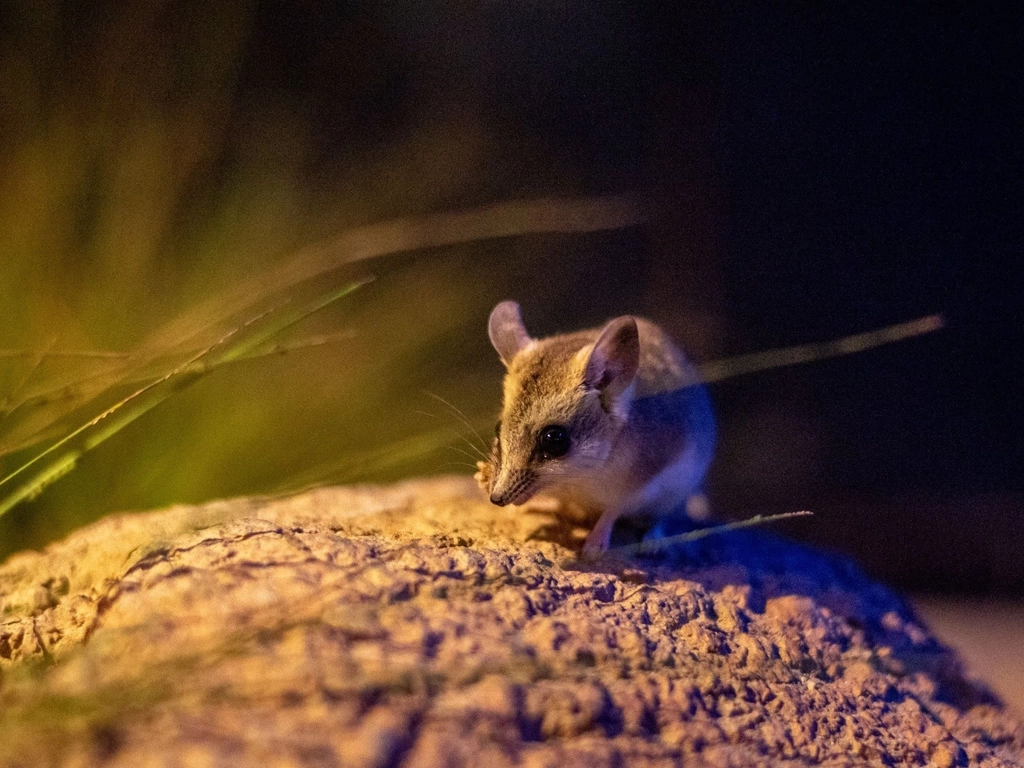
[{"left": 479, "top": 302, "right": 715, "bottom": 555}]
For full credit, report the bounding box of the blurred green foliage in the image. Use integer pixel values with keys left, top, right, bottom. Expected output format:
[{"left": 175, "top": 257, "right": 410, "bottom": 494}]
[{"left": 0, "top": 0, "right": 641, "bottom": 557}]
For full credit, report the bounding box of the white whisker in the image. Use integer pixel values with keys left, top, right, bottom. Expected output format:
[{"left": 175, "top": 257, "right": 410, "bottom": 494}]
[
  {"left": 414, "top": 409, "right": 489, "bottom": 460},
  {"left": 423, "top": 391, "right": 490, "bottom": 453},
  {"left": 445, "top": 445, "right": 485, "bottom": 463},
  {"left": 439, "top": 461, "right": 479, "bottom": 471}
]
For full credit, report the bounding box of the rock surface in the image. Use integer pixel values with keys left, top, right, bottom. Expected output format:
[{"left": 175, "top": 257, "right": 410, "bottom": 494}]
[{"left": 0, "top": 476, "right": 1021, "bottom": 767}]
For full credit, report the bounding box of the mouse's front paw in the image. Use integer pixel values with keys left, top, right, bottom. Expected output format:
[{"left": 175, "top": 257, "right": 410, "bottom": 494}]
[
  {"left": 581, "top": 530, "right": 611, "bottom": 561},
  {"left": 474, "top": 460, "right": 492, "bottom": 491},
  {"left": 580, "top": 511, "right": 618, "bottom": 560}
]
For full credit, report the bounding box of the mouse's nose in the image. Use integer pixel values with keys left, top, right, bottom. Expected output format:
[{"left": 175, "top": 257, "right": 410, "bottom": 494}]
[{"left": 489, "top": 469, "right": 524, "bottom": 507}]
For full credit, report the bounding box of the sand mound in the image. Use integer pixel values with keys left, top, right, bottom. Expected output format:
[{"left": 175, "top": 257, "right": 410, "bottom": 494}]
[{"left": 0, "top": 476, "right": 1020, "bottom": 767}]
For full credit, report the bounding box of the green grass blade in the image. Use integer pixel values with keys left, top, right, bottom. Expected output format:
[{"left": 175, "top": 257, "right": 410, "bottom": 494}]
[
  {"left": 698, "top": 315, "right": 943, "bottom": 384},
  {"left": 267, "top": 427, "right": 466, "bottom": 495},
  {"left": 0, "top": 280, "right": 369, "bottom": 520},
  {"left": 0, "top": 451, "right": 82, "bottom": 518},
  {"left": 613, "top": 510, "right": 814, "bottom": 557},
  {"left": 209, "top": 278, "right": 370, "bottom": 366}
]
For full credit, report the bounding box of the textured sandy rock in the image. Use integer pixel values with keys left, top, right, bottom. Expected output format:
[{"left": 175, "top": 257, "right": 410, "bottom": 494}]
[{"left": 0, "top": 476, "right": 1021, "bottom": 767}]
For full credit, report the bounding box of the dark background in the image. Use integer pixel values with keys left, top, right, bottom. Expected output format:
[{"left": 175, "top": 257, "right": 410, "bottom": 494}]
[{"left": 1, "top": 2, "right": 1021, "bottom": 594}]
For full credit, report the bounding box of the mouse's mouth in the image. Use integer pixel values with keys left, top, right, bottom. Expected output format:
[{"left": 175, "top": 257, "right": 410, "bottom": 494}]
[
  {"left": 489, "top": 471, "right": 538, "bottom": 507},
  {"left": 505, "top": 482, "right": 538, "bottom": 506}
]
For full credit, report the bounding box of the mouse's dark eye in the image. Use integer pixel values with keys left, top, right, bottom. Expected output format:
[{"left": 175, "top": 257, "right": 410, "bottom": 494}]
[{"left": 537, "top": 425, "right": 570, "bottom": 458}]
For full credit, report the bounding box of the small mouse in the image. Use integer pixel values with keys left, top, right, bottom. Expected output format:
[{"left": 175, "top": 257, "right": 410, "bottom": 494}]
[{"left": 476, "top": 300, "right": 716, "bottom": 556}]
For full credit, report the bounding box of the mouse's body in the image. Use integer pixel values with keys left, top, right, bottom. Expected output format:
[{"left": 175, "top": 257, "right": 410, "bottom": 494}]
[{"left": 477, "top": 301, "right": 715, "bottom": 555}]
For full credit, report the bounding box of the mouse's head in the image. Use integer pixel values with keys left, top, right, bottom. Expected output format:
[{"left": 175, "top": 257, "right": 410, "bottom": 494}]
[{"left": 483, "top": 301, "right": 639, "bottom": 506}]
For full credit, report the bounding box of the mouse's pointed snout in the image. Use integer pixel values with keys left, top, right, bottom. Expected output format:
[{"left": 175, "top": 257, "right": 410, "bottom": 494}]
[{"left": 488, "top": 468, "right": 530, "bottom": 507}]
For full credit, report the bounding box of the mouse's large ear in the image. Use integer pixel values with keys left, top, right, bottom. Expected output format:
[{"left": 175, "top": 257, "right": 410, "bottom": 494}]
[
  {"left": 584, "top": 316, "right": 639, "bottom": 410},
  {"left": 488, "top": 301, "right": 533, "bottom": 367}
]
